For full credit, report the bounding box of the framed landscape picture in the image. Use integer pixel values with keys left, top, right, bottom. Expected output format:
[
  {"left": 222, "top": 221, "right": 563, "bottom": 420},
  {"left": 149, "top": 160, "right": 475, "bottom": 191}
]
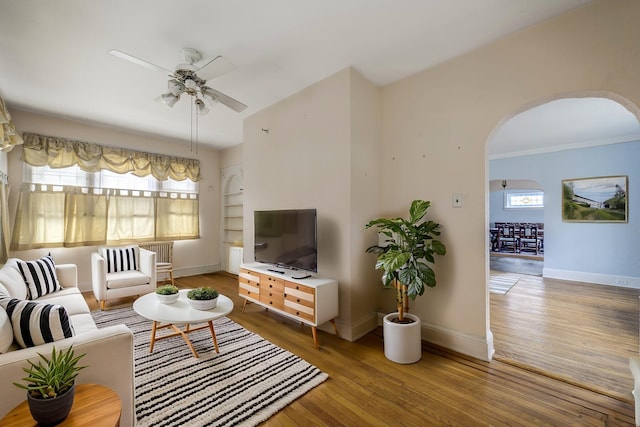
[{"left": 562, "top": 175, "right": 628, "bottom": 223}]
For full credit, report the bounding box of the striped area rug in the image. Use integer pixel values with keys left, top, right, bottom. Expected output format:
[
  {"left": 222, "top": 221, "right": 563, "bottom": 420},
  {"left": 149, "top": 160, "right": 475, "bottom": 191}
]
[
  {"left": 92, "top": 306, "right": 328, "bottom": 427},
  {"left": 489, "top": 274, "right": 520, "bottom": 295}
]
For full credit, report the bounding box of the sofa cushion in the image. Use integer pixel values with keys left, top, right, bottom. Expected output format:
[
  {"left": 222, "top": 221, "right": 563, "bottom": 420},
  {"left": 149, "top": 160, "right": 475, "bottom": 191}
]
[
  {"left": 38, "top": 289, "right": 90, "bottom": 316},
  {"left": 0, "top": 297, "right": 75, "bottom": 348},
  {"left": 106, "top": 270, "right": 150, "bottom": 289},
  {"left": 69, "top": 313, "right": 98, "bottom": 335},
  {"left": 0, "top": 307, "right": 13, "bottom": 353},
  {"left": 16, "top": 255, "right": 61, "bottom": 299},
  {"left": 0, "top": 260, "right": 28, "bottom": 299},
  {"left": 99, "top": 245, "right": 139, "bottom": 273}
]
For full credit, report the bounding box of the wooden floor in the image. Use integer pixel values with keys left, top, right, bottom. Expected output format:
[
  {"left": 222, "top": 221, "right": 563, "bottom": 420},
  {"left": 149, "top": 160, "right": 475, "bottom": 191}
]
[
  {"left": 85, "top": 273, "right": 637, "bottom": 426},
  {"left": 491, "top": 271, "right": 639, "bottom": 403}
]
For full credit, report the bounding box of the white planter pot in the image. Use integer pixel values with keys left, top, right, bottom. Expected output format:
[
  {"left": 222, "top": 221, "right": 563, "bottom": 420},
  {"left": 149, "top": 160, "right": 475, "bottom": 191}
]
[
  {"left": 156, "top": 293, "right": 179, "bottom": 304},
  {"left": 188, "top": 297, "right": 218, "bottom": 311},
  {"left": 382, "top": 312, "right": 422, "bottom": 364}
]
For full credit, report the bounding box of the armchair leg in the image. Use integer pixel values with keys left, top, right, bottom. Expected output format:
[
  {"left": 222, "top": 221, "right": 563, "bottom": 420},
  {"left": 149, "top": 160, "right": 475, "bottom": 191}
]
[{"left": 100, "top": 300, "right": 106, "bottom": 310}]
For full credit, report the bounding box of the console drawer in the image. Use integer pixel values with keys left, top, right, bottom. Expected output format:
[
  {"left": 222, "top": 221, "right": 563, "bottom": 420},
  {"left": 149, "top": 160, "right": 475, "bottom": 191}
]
[
  {"left": 284, "top": 300, "right": 315, "bottom": 322},
  {"left": 239, "top": 282, "right": 260, "bottom": 301},
  {"left": 260, "top": 289, "right": 284, "bottom": 310},
  {"left": 260, "top": 274, "right": 285, "bottom": 293}
]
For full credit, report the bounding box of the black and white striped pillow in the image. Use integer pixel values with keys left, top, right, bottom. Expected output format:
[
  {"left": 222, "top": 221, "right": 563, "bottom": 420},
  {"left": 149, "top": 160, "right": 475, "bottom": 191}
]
[
  {"left": 101, "top": 246, "right": 139, "bottom": 273},
  {"left": 0, "top": 297, "right": 74, "bottom": 348},
  {"left": 17, "top": 255, "right": 61, "bottom": 299}
]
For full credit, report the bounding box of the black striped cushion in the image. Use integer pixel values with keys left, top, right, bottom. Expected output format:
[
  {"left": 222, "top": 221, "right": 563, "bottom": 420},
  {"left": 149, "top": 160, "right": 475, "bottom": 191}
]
[
  {"left": 0, "top": 297, "right": 74, "bottom": 348},
  {"left": 17, "top": 255, "right": 61, "bottom": 299},
  {"left": 101, "top": 246, "right": 139, "bottom": 273}
]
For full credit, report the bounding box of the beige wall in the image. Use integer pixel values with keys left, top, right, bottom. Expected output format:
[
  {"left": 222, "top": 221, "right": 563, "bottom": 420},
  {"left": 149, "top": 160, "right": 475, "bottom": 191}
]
[
  {"left": 242, "top": 0, "right": 640, "bottom": 360},
  {"left": 220, "top": 144, "right": 243, "bottom": 170},
  {"left": 6, "top": 110, "right": 222, "bottom": 290},
  {"left": 244, "top": 68, "right": 379, "bottom": 339},
  {"left": 380, "top": 0, "right": 640, "bottom": 359}
]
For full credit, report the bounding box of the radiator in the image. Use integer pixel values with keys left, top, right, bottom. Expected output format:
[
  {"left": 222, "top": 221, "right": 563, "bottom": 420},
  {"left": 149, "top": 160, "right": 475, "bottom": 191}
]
[
  {"left": 228, "top": 246, "right": 243, "bottom": 274},
  {"left": 139, "top": 241, "right": 173, "bottom": 263}
]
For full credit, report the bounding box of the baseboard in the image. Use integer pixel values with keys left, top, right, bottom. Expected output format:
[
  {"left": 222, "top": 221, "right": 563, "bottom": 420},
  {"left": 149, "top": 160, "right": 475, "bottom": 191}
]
[
  {"left": 344, "top": 312, "right": 379, "bottom": 342},
  {"left": 543, "top": 268, "right": 640, "bottom": 289},
  {"left": 174, "top": 264, "right": 222, "bottom": 278},
  {"left": 422, "top": 323, "right": 494, "bottom": 362},
  {"left": 372, "top": 311, "right": 494, "bottom": 362}
]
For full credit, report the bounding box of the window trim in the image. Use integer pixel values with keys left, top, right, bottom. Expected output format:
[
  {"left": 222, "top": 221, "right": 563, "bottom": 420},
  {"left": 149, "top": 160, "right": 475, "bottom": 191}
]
[{"left": 504, "top": 190, "right": 544, "bottom": 209}]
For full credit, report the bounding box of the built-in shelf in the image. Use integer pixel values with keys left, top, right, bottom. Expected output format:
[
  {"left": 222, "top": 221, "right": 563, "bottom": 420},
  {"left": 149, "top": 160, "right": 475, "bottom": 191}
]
[{"left": 222, "top": 167, "right": 244, "bottom": 274}]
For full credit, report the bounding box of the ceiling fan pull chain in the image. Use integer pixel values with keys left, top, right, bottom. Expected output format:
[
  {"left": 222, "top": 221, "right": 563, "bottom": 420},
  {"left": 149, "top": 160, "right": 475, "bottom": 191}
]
[
  {"left": 190, "top": 99, "right": 194, "bottom": 153},
  {"left": 195, "top": 105, "right": 199, "bottom": 155}
]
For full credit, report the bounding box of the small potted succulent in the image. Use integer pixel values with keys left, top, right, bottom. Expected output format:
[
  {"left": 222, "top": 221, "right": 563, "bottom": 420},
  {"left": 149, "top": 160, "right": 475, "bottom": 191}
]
[
  {"left": 187, "top": 287, "right": 219, "bottom": 310},
  {"left": 14, "top": 345, "right": 86, "bottom": 425},
  {"left": 155, "top": 284, "right": 179, "bottom": 304}
]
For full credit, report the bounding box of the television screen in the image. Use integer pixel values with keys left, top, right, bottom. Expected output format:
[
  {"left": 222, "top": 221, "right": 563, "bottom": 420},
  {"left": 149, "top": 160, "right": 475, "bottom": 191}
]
[{"left": 254, "top": 209, "right": 317, "bottom": 272}]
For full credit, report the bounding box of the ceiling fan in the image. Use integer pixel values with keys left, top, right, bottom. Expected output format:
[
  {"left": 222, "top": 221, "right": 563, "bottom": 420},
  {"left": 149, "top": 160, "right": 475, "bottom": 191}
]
[{"left": 109, "top": 47, "right": 247, "bottom": 114}]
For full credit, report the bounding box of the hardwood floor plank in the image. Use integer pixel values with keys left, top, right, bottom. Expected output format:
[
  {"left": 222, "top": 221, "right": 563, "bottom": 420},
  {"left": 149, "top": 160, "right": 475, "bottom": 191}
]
[
  {"left": 491, "top": 271, "right": 639, "bottom": 403},
  {"left": 83, "top": 272, "right": 636, "bottom": 425}
]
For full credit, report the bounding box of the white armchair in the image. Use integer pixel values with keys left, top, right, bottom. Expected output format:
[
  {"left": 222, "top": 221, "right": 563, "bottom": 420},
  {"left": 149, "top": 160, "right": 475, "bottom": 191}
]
[{"left": 92, "top": 245, "right": 156, "bottom": 310}]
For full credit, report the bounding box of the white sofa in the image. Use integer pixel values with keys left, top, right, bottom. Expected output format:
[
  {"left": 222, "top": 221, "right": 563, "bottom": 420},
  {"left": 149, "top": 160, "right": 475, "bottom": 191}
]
[{"left": 0, "top": 258, "right": 135, "bottom": 427}]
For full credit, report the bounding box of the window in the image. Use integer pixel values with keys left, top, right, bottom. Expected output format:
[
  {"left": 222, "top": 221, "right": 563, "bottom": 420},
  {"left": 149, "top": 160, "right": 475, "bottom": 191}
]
[
  {"left": 12, "top": 164, "right": 199, "bottom": 250},
  {"left": 504, "top": 190, "right": 544, "bottom": 209}
]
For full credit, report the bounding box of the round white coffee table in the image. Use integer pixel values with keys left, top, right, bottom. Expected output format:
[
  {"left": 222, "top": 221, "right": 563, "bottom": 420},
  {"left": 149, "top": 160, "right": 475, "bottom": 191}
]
[{"left": 133, "top": 289, "right": 234, "bottom": 358}]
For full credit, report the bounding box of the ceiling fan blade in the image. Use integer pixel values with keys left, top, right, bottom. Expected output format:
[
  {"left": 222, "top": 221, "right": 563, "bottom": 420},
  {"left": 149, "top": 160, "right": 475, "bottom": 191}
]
[
  {"left": 108, "top": 49, "right": 173, "bottom": 74},
  {"left": 196, "top": 55, "right": 236, "bottom": 81},
  {"left": 204, "top": 87, "right": 247, "bottom": 113}
]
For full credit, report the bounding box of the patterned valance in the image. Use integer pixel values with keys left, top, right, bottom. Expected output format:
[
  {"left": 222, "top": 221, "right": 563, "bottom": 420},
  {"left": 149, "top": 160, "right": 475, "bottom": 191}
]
[
  {"left": 22, "top": 133, "right": 201, "bottom": 182},
  {"left": 0, "top": 94, "right": 24, "bottom": 152}
]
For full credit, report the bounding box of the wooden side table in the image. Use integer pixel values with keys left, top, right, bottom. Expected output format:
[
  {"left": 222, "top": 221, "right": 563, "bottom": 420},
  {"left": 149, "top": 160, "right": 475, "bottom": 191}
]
[{"left": 0, "top": 383, "right": 121, "bottom": 426}]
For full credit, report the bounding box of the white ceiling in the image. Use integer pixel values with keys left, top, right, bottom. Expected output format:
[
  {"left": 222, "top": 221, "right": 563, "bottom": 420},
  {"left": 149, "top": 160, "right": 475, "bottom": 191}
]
[
  {"left": 489, "top": 97, "right": 640, "bottom": 159},
  {"left": 0, "top": 0, "right": 606, "bottom": 151}
]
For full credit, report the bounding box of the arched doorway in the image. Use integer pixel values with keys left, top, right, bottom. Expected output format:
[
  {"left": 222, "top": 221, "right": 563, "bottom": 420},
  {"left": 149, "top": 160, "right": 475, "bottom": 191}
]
[
  {"left": 488, "top": 179, "right": 544, "bottom": 277},
  {"left": 486, "top": 93, "right": 640, "bottom": 400}
]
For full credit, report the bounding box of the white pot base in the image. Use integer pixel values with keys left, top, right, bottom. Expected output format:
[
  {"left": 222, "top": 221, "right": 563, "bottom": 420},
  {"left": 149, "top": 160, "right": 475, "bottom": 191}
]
[{"left": 383, "top": 312, "right": 422, "bottom": 364}]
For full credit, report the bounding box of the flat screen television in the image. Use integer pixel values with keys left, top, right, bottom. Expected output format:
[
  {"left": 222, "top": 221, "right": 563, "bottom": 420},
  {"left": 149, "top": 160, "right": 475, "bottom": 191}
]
[{"left": 254, "top": 208, "right": 317, "bottom": 272}]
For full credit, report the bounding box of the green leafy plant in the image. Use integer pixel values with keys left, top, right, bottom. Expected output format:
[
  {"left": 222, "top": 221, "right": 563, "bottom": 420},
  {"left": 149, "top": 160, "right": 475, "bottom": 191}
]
[
  {"left": 187, "top": 287, "right": 219, "bottom": 300},
  {"left": 155, "top": 284, "right": 179, "bottom": 295},
  {"left": 14, "top": 346, "right": 86, "bottom": 399},
  {"left": 365, "top": 200, "right": 446, "bottom": 322}
]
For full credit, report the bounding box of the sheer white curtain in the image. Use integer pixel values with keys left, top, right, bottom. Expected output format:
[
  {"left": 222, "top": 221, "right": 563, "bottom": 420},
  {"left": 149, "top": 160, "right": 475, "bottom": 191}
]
[{"left": 12, "top": 134, "right": 201, "bottom": 250}]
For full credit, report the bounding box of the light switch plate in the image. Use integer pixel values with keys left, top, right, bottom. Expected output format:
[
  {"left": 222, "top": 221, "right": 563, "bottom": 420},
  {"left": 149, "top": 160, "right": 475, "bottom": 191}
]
[{"left": 453, "top": 194, "right": 462, "bottom": 208}]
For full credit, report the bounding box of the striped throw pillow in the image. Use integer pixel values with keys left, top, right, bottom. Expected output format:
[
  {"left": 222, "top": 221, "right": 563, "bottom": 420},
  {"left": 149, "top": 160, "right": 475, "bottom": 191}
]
[
  {"left": 101, "top": 246, "right": 139, "bottom": 273},
  {"left": 17, "top": 255, "right": 61, "bottom": 300},
  {"left": 0, "top": 297, "right": 74, "bottom": 348}
]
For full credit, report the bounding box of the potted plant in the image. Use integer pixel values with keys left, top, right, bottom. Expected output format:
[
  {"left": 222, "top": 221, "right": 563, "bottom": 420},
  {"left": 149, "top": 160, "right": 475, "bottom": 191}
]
[
  {"left": 365, "top": 199, "right": 446, "bottom": 364},
  {"left": 187, "top": 287, "right": 219, "bottom": 310},
  {"left": 14, "top": 345, "right": 86, "bottom": 425},
  {"left": 155, "top": 284, "right": 179, "bottom": 304}
]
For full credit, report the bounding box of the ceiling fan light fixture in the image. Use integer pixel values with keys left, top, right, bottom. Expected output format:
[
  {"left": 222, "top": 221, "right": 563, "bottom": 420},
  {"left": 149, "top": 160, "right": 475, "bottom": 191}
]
[
  {"left": 168, "top": 79, "right": 185, "bottom": 96},
  {"left": 161, "top": 92, "right": 180, "bottom": 107},
  {"left": 203, "top": 89, "right": 219, "bottom": 106},
  {"left": 184, "top": 78, "right": 197, "bottom": 91},
  {"left": 195, "top": 99, "right": 209, "bottom": 115}
]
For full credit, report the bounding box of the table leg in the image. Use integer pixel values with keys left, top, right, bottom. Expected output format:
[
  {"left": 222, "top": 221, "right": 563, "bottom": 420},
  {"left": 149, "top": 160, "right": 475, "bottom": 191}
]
[
  {"left": 170, "top": 324, "right": 200, "bottom": 358},
  {"left": 311, "top": 326, "right": 319, "bottom": 349},
  {"left": 329, "top": 319, "right": 341, "bottom": 338},
  {"left": 149, "top": 321, "right": 158, "bottom": 353},
  {"left": 208, "top": 321, "right": 220, "bottom": 353}
]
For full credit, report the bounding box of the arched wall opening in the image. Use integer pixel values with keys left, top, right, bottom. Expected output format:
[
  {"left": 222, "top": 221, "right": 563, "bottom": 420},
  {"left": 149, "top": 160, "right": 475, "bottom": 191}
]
[{"left": 484, "top": 90, "right": 640, "bottom": 397}]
